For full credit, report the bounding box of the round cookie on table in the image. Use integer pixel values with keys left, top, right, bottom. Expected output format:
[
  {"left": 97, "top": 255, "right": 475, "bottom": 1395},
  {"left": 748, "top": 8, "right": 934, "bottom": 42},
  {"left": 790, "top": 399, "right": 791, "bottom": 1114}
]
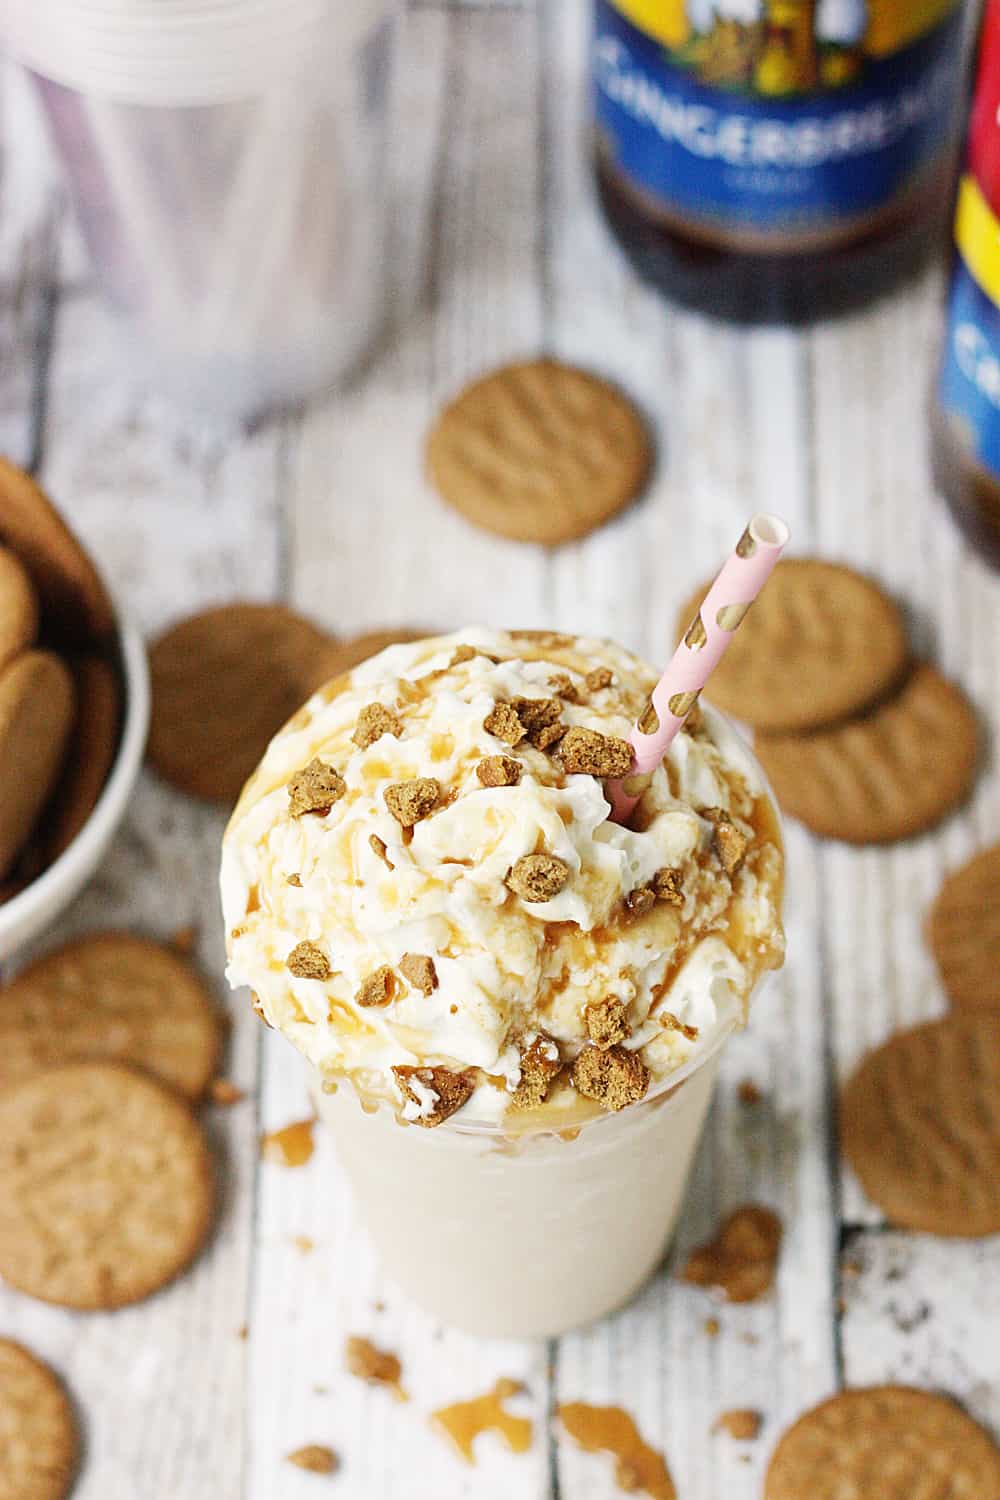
[
  {"left": 0, "top": 1061, "right": 215, "bottom": 1310},
  {"left": 0, "top": 1338, "right": 79, "bottom": 1500},
  {"left": 427, "top": 358, "right": 652, "bottom": 546}
]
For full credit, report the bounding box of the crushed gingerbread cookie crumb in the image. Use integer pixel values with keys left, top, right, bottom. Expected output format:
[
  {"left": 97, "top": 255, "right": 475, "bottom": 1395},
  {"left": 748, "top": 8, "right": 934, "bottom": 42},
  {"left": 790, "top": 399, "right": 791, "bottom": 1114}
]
[
  {"left": 483, "top": 701, "right": 527, "bottom": 746},
  {"left": 392, "top": 1064, "right": 476, "bottom": 1126},
  {"left": 659, "top": 1011, "right": 699, "bottom": 1041},
  {"left": 400, "top": 953, "right": 437, "bottom": 995},
  {"left": 512, "top": 696, "right": 566, "bottom": 749},
  {"left": 625, "top": 886, "right": 656, "bottom": 920},
  {"left": 287, "top": 940, "right": 332, "bottom": 980},
  {"left": 384, "top": 777, "right": 440, "bottom": 827},
  {"left": 738, "top": 1079, "right": 762, "bottom": 1106},
  {"left": 287, "top": 1445, "right": 339, "bottom": 1475},
  {"left": 585, "top": 996, "right": 630, "bottom": 1050},
  {"left": 286, "top": 873, "right": 303, "bottom": 888},
  {"left": 585, "top": 667, "right": 613, "bottom": 692},
  {"left": 572, "top": 1044, "right": 649, "bottom": 1112},
  {"left": 369, "top": 834, "right": 394, "bottom": 870},
  {"left": 288, "top": 758, "right": 346, "bottom": 818},
  {"left": 704, "top": 1317, "right": 721, "bottom": 1338},
  {"left": 652, "top": 867, "right": 684, "bottom": 906},
  {"left": 353, "top": 702, "right": 403, "bottom": 750},
  {"left": 559, "top": 725, "right": 634, "bottom": 778},
  {"left": 506, "top": 853, "right": 570, "bottom": 902},
  {"left": 703, "top": 808, "right": 749, "bottom": 875},
  {"left": 356, "top": 966, "right": 395, "bottom": 1007},
  {"left": 715, "top": 1410, "right": 762, "bottom": 1441},
  {"left": 477, "top": 755, "right": 522, "bottom": 788},
  {"left": 511, "top": 1034, "right": 563, "bottom": 1109},
  {"left": 344, "top": 1335, "right": 404, "bottom": 1391},
  {"left": 548, "top": 672, "right": 580, "bottom": 703},
  {"left": 210, "top": 1078, "right": 246, "bottom": 1107}
]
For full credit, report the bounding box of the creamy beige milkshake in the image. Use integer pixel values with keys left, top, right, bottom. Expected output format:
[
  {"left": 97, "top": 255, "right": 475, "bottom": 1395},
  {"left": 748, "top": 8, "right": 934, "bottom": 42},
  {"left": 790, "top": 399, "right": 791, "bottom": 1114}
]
[{"left": 221, "top": 628, "right": 784, "bottom": 1336}]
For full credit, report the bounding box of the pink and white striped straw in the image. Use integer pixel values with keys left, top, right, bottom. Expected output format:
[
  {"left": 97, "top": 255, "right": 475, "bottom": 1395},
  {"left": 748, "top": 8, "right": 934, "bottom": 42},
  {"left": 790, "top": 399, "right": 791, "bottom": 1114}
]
[{"left": 607, "top": 512, "right": 790, "bottom": 826}]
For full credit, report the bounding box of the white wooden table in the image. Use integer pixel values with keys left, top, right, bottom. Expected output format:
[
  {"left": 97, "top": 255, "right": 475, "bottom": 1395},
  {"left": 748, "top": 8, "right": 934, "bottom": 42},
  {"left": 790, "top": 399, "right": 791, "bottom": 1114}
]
[{"left": 2, "top": 5, "right": 1000, "bottom": 1497}]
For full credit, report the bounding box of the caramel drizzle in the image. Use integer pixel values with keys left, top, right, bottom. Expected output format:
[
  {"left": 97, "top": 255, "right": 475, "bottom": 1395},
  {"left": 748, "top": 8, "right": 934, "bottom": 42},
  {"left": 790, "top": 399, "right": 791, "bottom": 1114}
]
[
  {"left": 259, "top": 1117, "right": 315, "bottom": 1167},
  {"left": 432, "top": 1379, "right": 533, "bottom": 1464},
  {"left": 558, "top": 1403, "right": 676, "bottom": 1500}
]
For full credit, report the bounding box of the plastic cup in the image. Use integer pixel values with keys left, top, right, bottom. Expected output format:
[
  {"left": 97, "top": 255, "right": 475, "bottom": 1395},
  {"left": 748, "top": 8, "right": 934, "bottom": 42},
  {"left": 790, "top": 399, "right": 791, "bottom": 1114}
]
[
  {"left": 6, "top": 0, "right": 397, "bottom": 421},
  {"left": 306, "top": 711, "right": 781, "bottom": 1340},
  {"left": 310, "top": 1020, "right": 737, "bottom": 1339}
]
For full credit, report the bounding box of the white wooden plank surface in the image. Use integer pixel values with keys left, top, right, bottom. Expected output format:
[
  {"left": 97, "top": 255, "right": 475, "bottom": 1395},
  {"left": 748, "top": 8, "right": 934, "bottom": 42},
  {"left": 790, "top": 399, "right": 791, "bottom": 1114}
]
[{"left": 1, "top": 0, "right": 999, "bottom": 1495}]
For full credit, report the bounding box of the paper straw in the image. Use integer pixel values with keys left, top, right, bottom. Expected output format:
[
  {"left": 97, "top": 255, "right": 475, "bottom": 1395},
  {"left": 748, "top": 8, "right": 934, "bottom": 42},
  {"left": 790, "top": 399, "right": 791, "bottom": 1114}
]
[{"left": 607, "top": 512, "right": 790, "bottom": 826}]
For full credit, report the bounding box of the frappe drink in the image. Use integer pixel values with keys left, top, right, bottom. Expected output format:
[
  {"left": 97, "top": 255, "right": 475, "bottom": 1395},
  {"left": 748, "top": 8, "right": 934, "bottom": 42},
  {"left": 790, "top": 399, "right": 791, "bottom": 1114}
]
[{"left": 222, "top": 629, "right": 784, "bottom": 1336}]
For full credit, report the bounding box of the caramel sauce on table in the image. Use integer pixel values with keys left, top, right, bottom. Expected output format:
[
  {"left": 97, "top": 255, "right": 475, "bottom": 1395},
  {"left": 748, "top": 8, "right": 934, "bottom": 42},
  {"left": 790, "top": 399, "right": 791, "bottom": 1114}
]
[
  {"left": 559, "top": 1403, "right": 676, "bottom": 1499},
  {"left": 432, "top": 1379, "right": 533, "bottom": 1464},
  {"left": 259, "top": 1118, "right": 315, "bottom": 1167}
]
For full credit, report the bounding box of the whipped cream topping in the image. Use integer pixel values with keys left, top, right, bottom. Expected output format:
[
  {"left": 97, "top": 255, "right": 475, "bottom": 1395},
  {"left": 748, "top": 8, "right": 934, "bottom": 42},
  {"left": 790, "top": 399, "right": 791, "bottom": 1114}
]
[{"left": 221, "top": 628, "right": 784, "bottom": 1125}]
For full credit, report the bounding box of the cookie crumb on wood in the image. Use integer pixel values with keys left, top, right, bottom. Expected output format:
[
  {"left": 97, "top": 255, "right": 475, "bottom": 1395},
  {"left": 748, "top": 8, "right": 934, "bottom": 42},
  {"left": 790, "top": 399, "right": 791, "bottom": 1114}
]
[
  {"left": 384, "top": 778, "right": 439, "bottom": 827},
  {"left": 559, "top": 726, "right": 633, "bottom": 778},
  {"left": 210, "top": 1078, "right": 246, "bottom": 1107},
  {"left": 571, "top": 1044, "right": 649, "bottom": 1111},
  {"left": 585, "top": 997, "right": 630, "bottom": 1049},
  {"left": 392, "top": 1065, "right": 475, "bottom": 1126},
  {"left": 369, "top": 834, "right": 394, "bottom": 870},
  {"left": 511, "top": 1034, "right": 563, "bottom": 1109},
  {"left": 353, "top": 703, "right": 403, "bottom": 750},
  {"left": 507, "top": 853, "right": 570, "bottom": 902},
  {"left": 287, "top": 1445, "right": 339, "bottom": 1474},
  {"left": 484, "top": 701, "right": 527, "bottom": 746},
  {"left": 400, "top": 953, "right": 437, "bottom": 995},
  {"left": 477, "top": 755, "right": 522, "bottom": 788},
  {"left": 716, "top": 1410, "right": 762, "bottom": 1441},
  {"left": 585, "top": 667, "right": 613, "bottom": 692},
  {"left": 356, "top": 966, "right": 395, "bottom": 1007},
  {"left": 286, "top": 941, "right": 331, "bottom": 980},
  {"left": 288, "top": 758, "right": 346, "bottom": 818}
]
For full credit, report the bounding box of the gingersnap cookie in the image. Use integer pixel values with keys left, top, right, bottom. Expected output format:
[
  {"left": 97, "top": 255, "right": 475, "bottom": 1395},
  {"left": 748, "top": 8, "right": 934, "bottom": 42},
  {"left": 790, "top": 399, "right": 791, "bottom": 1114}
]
[
  {"left": 927, "top": 842, "right": 1000, "bottom": 1011},
  {"left": 426, "top": 358, "right": 651, "bottom": 545},
  {"left": 840, "top": 1015, "right": 1000, "bottom": 1236},
  {"left": 676, "top": 559, "right": 908, "bottom": 732},
  {"left": 0, "top": 1061, "right": 214, "bottom": 1309},
  {"left": 148, "top": 602, "right": 336, "bottom": 804},
  {"left": 754, "top": 664, "right": 978, "bottom": 844},
  {"left": 0, "top": 457, "right": 114, "bottom": 643},
  {"left": 0, "top": 1339, "right": 78, "bottom": 1500},
  {"left": 0, "top": 650, "right": 75, "bottom": 879},
  {"left": 765, "top": 1386, "right": 1000, "bottom": 1500},
  {"left": 0, "top": 932, "right": 221, "bottom": 1099},
  {"left": 319, "top": 628, "right": 427, "bottom": 678},
  {"left": 0, "top": 546, "right": 38, "bottom": 675},
  {"left": 33, "top": 655, "right": 121, "bottom": 867}
]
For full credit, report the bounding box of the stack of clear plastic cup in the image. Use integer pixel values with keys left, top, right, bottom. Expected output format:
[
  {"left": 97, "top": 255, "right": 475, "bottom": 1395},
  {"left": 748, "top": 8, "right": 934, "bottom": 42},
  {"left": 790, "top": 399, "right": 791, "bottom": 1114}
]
[{"left": 5, "top": 0, "right": 397, "bottom": 421}]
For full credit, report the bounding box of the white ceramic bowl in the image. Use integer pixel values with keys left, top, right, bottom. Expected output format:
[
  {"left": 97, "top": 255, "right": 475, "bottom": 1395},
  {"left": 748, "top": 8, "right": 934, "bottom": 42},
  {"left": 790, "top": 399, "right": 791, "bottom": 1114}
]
[{"left": 0, "top": 612, "right": 150, "bottom": 962}]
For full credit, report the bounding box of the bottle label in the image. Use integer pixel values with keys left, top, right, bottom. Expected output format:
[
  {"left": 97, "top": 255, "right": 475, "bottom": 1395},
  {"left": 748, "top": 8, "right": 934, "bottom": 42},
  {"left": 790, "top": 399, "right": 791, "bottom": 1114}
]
[
  {"left": 939, "top": 0, "right": 1000, "bottom": 478},
  {"left": 593, "top": 0, "right": 963, "bottom": 251}
]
